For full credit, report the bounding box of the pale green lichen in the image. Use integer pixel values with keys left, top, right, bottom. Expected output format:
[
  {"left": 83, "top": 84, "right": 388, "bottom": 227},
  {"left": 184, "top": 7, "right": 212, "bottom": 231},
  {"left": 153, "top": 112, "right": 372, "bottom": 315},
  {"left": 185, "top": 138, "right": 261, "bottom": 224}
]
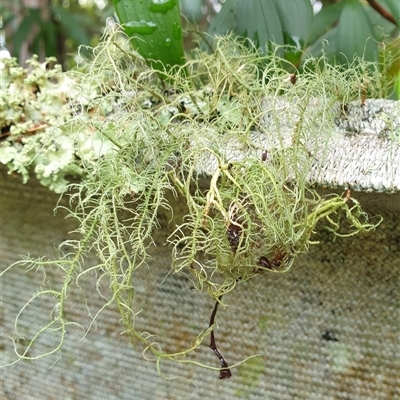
[
  {"left": 1, "top": 26, "right": 385, "bottom": 377},
  {"left": 0, "top": 56, "right": 116, "bottom": 192}
]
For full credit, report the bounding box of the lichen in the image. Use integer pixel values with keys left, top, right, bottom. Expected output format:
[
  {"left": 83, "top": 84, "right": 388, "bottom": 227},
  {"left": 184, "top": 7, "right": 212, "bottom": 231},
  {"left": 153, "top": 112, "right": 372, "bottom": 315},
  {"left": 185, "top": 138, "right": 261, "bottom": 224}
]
[
  {"left": 0, "top": 56, "right": 116, "bottom": 192},
  {"left": 1, "top": 26, "right": 384, "bottom": 377}
]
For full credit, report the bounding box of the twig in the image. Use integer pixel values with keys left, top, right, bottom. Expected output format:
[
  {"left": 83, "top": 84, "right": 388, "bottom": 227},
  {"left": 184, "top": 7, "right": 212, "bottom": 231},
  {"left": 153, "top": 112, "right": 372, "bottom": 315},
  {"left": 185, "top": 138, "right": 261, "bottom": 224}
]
[
  {"left": 366, "top": 0, "right": 397, "bottom": 26},
  {"left": 209, "top": 296, "right": 232, "bottom": 379}
]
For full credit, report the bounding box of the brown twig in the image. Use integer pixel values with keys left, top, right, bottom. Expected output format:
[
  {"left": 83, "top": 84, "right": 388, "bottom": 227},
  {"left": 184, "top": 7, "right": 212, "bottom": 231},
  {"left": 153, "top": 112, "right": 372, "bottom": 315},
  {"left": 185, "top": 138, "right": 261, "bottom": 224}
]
[
  {"left": 366, "top": 0, "right": 397, "bottom": 26},
  {"left": 209, "top": 296, "right": 232, "bottom": 379}
]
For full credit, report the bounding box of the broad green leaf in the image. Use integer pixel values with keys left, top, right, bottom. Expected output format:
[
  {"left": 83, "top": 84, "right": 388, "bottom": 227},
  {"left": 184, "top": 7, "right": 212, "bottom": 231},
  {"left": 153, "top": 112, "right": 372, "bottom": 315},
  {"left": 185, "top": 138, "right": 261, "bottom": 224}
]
[
  {"left": 112, "top": 0, "right": 185, "bottom": 72},
  {"left": 273, "top": 0, "right": 313, "bottom": 46},
  {"left": 31, "top": 31, "right": 42, "bottom": 57},
  {"left": 2, "top": 13, "right": 15, "bottom": 27},
  {"left": 365, "top": 4, "right": 397, "bottom": 41},
  {"left": 336, "top": 0, "right": 378, "bottom": 64},
  {"left": 207, "top": 0, "right": 284, "bottom": 52},
  {"left": 308, "top": 2, "right": 345, "bottom": 46},
  {"left": 379, "top": 0, "right": 400, "bottom": 25},
  {"left": 306, "top": 27, "right": 338, "bottom": 64},
  {"left": 272, "top": 0, "right": 313, "bottom": 65},
  {"left": 236, "top": 0, "right": 283, "bottom": 48},
  {"left": 206, "top": 0, "right": 239, "bottom": 37}
]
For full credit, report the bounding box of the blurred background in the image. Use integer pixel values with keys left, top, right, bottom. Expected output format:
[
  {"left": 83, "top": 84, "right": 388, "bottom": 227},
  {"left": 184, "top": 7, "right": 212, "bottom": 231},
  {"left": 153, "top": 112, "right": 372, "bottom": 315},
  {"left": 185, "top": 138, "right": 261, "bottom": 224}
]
[{"left": 1, "top": 0, "right": 399, "bottom": 79}]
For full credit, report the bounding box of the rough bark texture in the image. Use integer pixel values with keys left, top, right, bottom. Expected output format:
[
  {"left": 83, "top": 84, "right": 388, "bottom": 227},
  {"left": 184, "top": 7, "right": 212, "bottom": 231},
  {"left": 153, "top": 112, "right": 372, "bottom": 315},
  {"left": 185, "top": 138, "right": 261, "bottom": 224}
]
[{"left": 196, "top": 99, "right": 400, "bottom": 193}]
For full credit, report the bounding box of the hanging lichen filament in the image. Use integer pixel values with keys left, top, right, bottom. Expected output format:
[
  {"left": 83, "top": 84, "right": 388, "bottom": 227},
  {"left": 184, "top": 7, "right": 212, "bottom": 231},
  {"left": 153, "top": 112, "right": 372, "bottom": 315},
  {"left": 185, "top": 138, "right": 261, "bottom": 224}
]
[
  {"left": 169, "top": 146, "right": 378, "bottom": 377},
  {"left": 1, "top": 28, "right": 384, "bottom": 378}
]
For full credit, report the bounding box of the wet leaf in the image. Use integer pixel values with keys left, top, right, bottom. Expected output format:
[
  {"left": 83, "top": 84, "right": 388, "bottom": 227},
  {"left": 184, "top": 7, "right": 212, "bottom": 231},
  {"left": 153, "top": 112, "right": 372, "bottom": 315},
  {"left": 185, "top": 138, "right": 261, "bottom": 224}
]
[{"left": 112, "top": 0, "right": 186, "bottom": 72}]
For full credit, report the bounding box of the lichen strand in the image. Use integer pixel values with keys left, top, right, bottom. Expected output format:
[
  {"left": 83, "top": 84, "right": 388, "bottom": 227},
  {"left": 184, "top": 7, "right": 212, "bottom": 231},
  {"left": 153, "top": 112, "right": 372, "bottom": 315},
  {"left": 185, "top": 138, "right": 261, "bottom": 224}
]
[
  {"left": 1, "top": 25, "right": 382, "bottom": 375},
  {"left": 170, "top": 157, "right": 377, "bottom": 300}
]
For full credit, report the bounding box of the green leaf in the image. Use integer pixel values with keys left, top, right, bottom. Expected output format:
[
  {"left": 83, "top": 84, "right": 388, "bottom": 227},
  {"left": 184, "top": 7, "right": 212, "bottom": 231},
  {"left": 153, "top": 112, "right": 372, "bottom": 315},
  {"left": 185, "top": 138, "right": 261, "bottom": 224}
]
[
  {"left": 364, "top": 4, "right": 397, "bottom": 41},
  {"left": 379, "top": 0, "right": 400, "bottom": 25},
  {"left": 307, "top": 1, "right": 389, "bottom": 64},
  {"left": 236, "top": 0, "right": 283, "bottom": 48},
  {"left": 180, "top": 0, "right": 203, "bottom": 23},
  {"left": 336, "top": 0, "right": 378, "bottom": 64},
  {"left": 308, "top": 2, "right": 345, "bottom": 46},
  {"left": 207, "top": 0, "right": 238, "bottom": 36},
  {"left": 52, "top": 5, "right": 90, "bottom": 46},
  {"left": 41, "top": 21, "right": 58, "bottom": 57},
  {"left": 31, "top": 31, "right": 43, "bottom": 57},
  {"left": 272, "top": 0, "right": 313, "bottom": 65},
  {"left": 306, "top": 27, "right": 338, "bottom": 64},
  {"left": 207, "top": 0, "right": 312, "bottom": 63},
  {"left": 112, "top": 0, "right": 186, "bottom": 72},
  {"left": 13, "top": 8, "right": 41, "bottom": 57},
  {"left": 273, "top": 0, "right": 313, "bottom": 46},
  {"left": 207, "top": 0, "right": 284, "bottom": 52}
]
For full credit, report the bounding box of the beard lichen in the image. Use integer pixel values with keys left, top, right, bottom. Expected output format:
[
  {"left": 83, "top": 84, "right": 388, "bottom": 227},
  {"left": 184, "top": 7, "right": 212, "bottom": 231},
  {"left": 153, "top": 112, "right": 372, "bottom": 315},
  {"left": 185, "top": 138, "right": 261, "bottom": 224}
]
[{"left": 1, "top": 26, "right": 383, "bottom": 378}]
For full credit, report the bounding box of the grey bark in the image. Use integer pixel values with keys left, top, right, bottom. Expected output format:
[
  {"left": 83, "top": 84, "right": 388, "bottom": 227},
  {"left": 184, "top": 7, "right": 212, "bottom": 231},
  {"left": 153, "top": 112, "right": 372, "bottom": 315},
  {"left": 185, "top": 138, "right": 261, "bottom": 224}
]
[{"left": 195, "top": 99, "right": 400, "bottom": 193}]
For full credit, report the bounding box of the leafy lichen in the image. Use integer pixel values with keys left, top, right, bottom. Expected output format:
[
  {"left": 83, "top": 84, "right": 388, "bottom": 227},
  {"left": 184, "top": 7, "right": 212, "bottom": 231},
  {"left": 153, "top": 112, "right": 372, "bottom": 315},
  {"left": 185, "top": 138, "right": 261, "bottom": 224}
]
[{"left": 0, "top": 56, "right": 116, "bottom": 192}]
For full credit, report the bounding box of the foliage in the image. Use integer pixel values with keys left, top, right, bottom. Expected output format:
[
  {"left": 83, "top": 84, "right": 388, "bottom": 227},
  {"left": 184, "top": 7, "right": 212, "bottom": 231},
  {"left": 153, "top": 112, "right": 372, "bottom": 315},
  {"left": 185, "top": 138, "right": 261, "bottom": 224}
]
[
  {"left": 205, "top": 0, "right": 399, "bottom": 98},
  {"left": 308, "top": 0, "right": 398, "bottom": 65},
  {"left": 207, "top": 0, "right": 313, "bottom": 65},
  {"left": 112, "top": 0, "right": 186, "bottom": 73},
  {"left": 108, "top": 0, "right": 399, "bottom": 97},
  {"left": 206, "top": 0, "right": 399, "bottom": 64},
  {"left": 0, "top": 26, "right": 384, "bottom": 376},
  {"left": 3, "top": 0, "right": 399, "bottom": 93},
  {"left": 2, "top": 0, "right": 113, "bottom": 68}
]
